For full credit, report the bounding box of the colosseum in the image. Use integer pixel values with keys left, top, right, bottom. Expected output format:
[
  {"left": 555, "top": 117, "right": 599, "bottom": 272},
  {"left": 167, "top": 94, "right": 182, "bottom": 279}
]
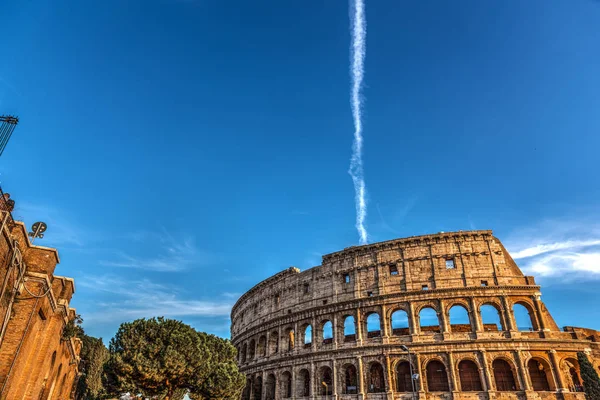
[{"left": 231, "top": 230, "right": 600, "bottom": 400}]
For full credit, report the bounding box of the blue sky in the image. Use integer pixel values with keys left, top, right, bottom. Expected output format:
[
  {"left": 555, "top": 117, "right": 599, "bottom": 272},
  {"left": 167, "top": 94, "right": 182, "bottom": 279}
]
[{"left": 1, "top": 0, "right": 600, "bottom": 342}]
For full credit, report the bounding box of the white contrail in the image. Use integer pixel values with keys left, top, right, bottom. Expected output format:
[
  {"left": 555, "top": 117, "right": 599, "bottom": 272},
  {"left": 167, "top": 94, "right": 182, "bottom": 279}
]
[{"left": 349, "top": 0, "right": 368, "bottom": 245}]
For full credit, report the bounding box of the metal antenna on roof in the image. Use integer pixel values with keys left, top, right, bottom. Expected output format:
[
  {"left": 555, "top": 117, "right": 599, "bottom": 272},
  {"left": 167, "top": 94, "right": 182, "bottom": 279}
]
[
  {"left": 28, "top": 221, "right": 47, "bottom": 243},
  {"left": 0, "top": 116, "right": 19, "bottom": 156}
]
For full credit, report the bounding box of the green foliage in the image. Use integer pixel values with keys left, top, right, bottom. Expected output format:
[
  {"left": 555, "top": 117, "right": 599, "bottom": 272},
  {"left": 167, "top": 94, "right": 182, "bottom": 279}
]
[
  {"left": 578, "top": 352, "right": 600, "bottom": 400},
  {"left": 62, "top": 314, "right": 84, "bottom": 341},
  {"left": 75, "top": 334, "right": 110, "bottom": 400},
  {"left": 107, "top": 317, "right": 244, "bottom": 400}
]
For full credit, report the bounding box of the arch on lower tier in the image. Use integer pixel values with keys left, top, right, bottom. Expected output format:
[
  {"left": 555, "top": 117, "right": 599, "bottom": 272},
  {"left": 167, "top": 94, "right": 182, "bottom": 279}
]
[
  {"left": 252, "top": 375, "right": 262, "bottom": 400},
  {"left": 395, "top": 360, "right": 414, "bottom": 392},
  {"left": 241, "top": 376, "right": 252, "bottom": 400},
  {"left": 458, "top": 359, "right": 482, "bottom": 391},
  {"left": 296, "top": 368, "right": 310, "bottom": 397},
  {"left": 492, "top": 357, "right": 519, "bottom": 391},
  {"left": 425, "top": 359, "right": 450, "bottom": 392},
  {"left": 318, "top": 365, "right": 333, "bottom": 395},
  {"left": 279, "top": 371, "right": 292, "bottom": 398},
  {"left": 527, "top": 357, "right": 555, "bottom": 391},
  {"left": 341, "top": 363, "right": 359, "bottom": 394},
  {"left": 562, "top": 357, "right": 583, "bottom": 392},
  {"left": 367, "top": 361, "right": 386, "bottom": 393},
  {"left": 265, "top": 373, "right": 276, "bottom": 400}
]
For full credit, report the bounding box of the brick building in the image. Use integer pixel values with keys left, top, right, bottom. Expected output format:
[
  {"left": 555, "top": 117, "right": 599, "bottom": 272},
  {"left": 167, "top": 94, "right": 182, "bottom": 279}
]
[
  {"left": 231, "top": 230, "right": 600, "bottom": 400},
  {"left": 0, "top": 194, "right": 81, "bottom": 399}
]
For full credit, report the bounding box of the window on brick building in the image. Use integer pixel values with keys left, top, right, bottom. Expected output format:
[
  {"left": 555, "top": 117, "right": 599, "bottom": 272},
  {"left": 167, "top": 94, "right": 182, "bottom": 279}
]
[
  {"left": 303, "top": 283, "right": 310, "bottom": 294},
  {"left": 481, "top": 280, "right": 488, "bottom": 287},
  {"left": 274, "top": 293, "right": 280, "bottom": 306},
  {"left": 422, "top": 284, "right": 429, "bottom": 290},
  {"left": 445, "top": 259, "right": 455, "bottom": 269},
  {"left": 38, "top": 308, "right": 46, "bottom": 321},
  {"left": 344, "top": 274, "right": 351, "bottom": 284},
  {"left": 389, "top": 264, "right": 399, "bottom": 275},
  {"left": 367, "top": 291, "right": 373, "bottom": 297}
]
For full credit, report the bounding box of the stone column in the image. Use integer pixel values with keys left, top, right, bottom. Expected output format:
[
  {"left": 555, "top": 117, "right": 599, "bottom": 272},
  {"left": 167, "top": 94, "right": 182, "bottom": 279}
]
[
  {"left": 385, "top": 355, "right": 393, "bottom": 396},
  {"left": 480, "top": 350, "right": 494, "bottom": 392},
  {"left": 549, "top": 350, "right": 567, "bottom": 391},
  {"left": 262, "top": 370, "right": 267, "bottom": 400},
  {"left": 277, "top": 325, "right": 282, "bottom": 355},
  {"left": 356, "top": 308, "right": 363, "bottom": 345},
  {"left": 415, "top": 352, "right": 424, "bottom": 392},
  {"left": 409, "top": 302, "right": 419, "bottom": 336},
  {"left": 265, "top": 331, "right": 270, "bottom": 358},
  {"left": 381, "top": 304, "right": 390, "bottom": 340},
  {"left": 501, "top": 297, "right": 516, "bottom": 332},
  {"left": 447, "top": 352, "right": 459, "bottom": 392},
  {"left": 332, "top": 358, "right": 338, "bottom": 399},
  {"left": 470, "top": 297, "right": 482, "bottom": 333},
  {"left": 294, "top": 322, "right": 299, "bottom": 353},
  {"left": 439, "top": 299, "right": 449, "bottom": 333},
  {"left": 311, "top": 361, "right": 316, "bottom": 399},
  {"left": 333, "top": 315, "right": 338, "bottom": 349},
  {"left": 515, "top": 350, "right": 531, "bottom": 391},
  {"left": 311, "top": 316, "right": 317, "bottom": 349},
  {"left": 357, "top": 356, "right": 365, "bottom": 399},
  {"left": 532, "top": 294, "right": 547, "bottom": 331},
  {"left": 291, "top": 367, "right": 296, "bottom": 400}
]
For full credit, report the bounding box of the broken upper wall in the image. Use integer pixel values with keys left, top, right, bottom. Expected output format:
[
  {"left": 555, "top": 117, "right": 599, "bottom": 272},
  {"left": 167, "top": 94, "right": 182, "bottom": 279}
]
[{"left": 230, "top": 230, "right": 537, "bottom": 337}]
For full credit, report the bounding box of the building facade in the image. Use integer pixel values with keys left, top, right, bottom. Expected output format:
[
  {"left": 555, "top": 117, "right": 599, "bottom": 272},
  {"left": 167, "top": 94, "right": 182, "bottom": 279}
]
[
  {"left": 231, "top": 230, "right": 600, "bottom": 400},
  {"left": 0, "top": 196, "right": 81, "bottom": 399}
]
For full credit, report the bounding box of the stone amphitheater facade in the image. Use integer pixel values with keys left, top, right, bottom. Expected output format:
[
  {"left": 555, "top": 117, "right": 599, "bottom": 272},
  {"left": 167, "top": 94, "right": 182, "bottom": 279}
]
[{"left": 231, "top": 230, "right": 600, "bottom": 400}]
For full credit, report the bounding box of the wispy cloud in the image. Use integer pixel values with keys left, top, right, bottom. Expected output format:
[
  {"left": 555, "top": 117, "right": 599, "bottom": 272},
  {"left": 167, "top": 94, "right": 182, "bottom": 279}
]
[
  {"left": 100, "top": 230, "right": 215, "bottom": 272},
  {"left": 79, "top": 275, "right": 234, "bottom": 325},
  {"left": 506, "top": 218, "right": 600, "bottom": 282}
]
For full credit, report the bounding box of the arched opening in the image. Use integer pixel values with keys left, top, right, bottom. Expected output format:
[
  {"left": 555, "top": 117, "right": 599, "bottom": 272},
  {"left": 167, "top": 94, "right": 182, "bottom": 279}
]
[
  {"left": 458, "top": 360, "right": 482, "bottom": 391},
  {"left": 367, "top": 362, "right": 385, "bottom": 393},
  {"left": 344, "top": 315, "right": 356, "bottom": 341},
  {"left": 268, "top": 331, "right": 279, "bottom": 355},
  {"left": 528, "top": 359, "right": 551, "bottom": 391},
  {"left": 322, "top": 321, "right": 333, "bottom": 344},
  {"left": 366, "top": 313, "right": 381, "bottom": 338},
  {"left": 391, "top": 309, "right": 410, "bottom": 336},
  {"left": 419, "top": 307, "right": 440, "bottom": 334},
  {"left": 513, "top": 303, "right": 536, "bottom": 331},
  {"left": 343, "top": 364, "right": 358, "bottom": 394},
  {"left": 280, "top": 371, "right": 292, "bottom": 398},
  {"left": 563, "top": 358, "right": 582, "bottom": 392},
  {"left": 242, "top": 377, "right": 252, "bottom": 400},
  {"left": 241, "top": 343, "right": 247, "bottom": 363},
  {"left": 449, "top": 305, "right": 471, "bottom": 333},
  {"left": 248, "top": 339, "right": 256, "bottom": 360},
  {"left": 257, "top": 335, "right": 267, "bottom": 357},
  {"left": 46, "top": 363, "right": 63, "bottom": 399},
  {"left": 426, "top": 360, "right": 449, "bottom": 392},
  {"left": 480, "top": 304, "right": 503, "bottom": 331},
  {"left": 285, "top": 327, "right": 295, "bottom": 351},
  {"left": 265, "top": 373, "right": 276, "bottom": 400},
  {"left": 252, "top": 375, "right": 263, "bottom": 400},
  {"left": 296, "top": 369, "right": 310, "bottom": 397},
  {"left": 396, "top": 361, "right": 413, "bottom": 392},
  {"left": 493, "top": 359, "right": 517, "bottom": 391},
  {"left": 303, "top": 324, "right": 312, "bottom": 348},
  {"left": 319, "top": 366, "right": 333, "bottom": 395}
]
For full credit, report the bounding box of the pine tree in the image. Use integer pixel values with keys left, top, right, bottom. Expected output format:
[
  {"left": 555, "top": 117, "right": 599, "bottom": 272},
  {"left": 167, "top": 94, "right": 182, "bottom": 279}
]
[{"left": 577, "top": 351, "right": 600, "bottom": 400}]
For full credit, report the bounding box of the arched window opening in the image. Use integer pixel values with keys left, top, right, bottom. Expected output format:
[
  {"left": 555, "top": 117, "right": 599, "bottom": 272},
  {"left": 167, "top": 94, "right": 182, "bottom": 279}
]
[
  {"left": 257, "top": 335, "right": 267, "bottom": 357},
  {"left": 241, "top": 343, "right": 247, "bottom": 363},
  {"left": 265, "top": 373, "right": 276, "bottom": 400},
  {"left": 528, "top": 359, "right": 551, "bottom": 391},
  {"left": 366, "top": 313, "right": 381, "bottom": 338},
  {"left": 303, "top": 325, "right": 312, "bottom": 348},
  {"left": 493, "top": 359, "right": 517, "bottom": 391},
  {"left": 426, "top": 360, "right": 449, "bottom": 392},
  {"left": 248, "top": 339, "right": 256, "bottom": 360},
  {"left": 319, "top": 366, "right": 333, "bottom": 395},
  {"left": 419, "top": 307, "right": 440, "bottom": 334},
  {"left": 322, "top": 321, "right": 333, "bottom": 344},
  {"left": 268, "top": 331, "right": 279, "bottom": 355},
  {"left": 58, "top": 373, "right": 68, "bottom": 397},
  {"left": 458, "top": 360, "right": 482, "bottom": 391},
  {"left": 513, "top": 303, "right": 536, "bottom": 331},
  {"left": 391, "top": 309, "right": 410, "bottom": 336},
  {"left": 343, "top": 364, "right": 358, "bottom": 394},
  {"left": 50, "top": 351, "right": 57, "bottom": 370},
  {"left": 280, "top": 371, "right": 292, "bottom": 398},
  {"left": 252, "top": 376, "right": 263, "bottom": 400},
  {"left": 449, "top": 305, "right": 471, "bottom": 333},
  {"left": 367, "top": 362, "right": 385, "bottom": 393},
  {"left": 285, "top": 327, "right": 295, "bottom": 351},
  {"left": 242, "top": 377, "right": 252, "bottom": 400},
  {"left": 396, "top": 361, "right": 413, "bottom": 392},
  {"left": 296, "top": 369, "right": 310, "bottom": 397},
  {"left": 481, "top": 304, "right": 503, "bottom": 331},
  {"left": 344, "top": 316, "right": 356, "bottom": 341}
]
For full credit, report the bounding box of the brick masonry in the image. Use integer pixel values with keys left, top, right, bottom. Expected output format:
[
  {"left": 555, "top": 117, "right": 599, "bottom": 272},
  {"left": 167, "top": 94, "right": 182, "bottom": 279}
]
[
  {"left": 0, "top": 214, "right": 81, "bottom": 399},
  {"left": 231, "top": 230, "right": 600, "bottom": 400}
]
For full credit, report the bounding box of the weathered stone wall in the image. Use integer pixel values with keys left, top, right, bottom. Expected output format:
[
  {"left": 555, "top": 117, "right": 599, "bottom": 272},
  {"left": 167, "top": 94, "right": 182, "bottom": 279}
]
[
  {"left": 231, "top": 230, "right": 600, "bottom": 400},
  {"left": 0, "top": 216, "right": 80, "bottom": 399}
]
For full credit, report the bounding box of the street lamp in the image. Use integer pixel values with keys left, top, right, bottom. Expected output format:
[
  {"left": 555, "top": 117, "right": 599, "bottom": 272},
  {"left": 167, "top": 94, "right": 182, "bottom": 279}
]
[{"left": 400, "top": 345, "right": 417, "bottom": 400}]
